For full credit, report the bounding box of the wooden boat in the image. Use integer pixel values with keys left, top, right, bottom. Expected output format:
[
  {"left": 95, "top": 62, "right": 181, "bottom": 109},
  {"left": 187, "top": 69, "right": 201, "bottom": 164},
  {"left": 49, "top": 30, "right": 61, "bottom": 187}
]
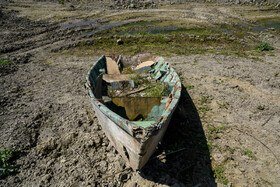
[{"left": 85, "top": 55, "right": 181, "bottom": 170}]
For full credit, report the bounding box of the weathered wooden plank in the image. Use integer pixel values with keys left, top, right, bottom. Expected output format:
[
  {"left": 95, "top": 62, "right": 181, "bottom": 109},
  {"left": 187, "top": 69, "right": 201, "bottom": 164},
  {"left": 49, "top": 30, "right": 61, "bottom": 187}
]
[{"left": 106, "top": 57, "right": 120, "bottom": 74}]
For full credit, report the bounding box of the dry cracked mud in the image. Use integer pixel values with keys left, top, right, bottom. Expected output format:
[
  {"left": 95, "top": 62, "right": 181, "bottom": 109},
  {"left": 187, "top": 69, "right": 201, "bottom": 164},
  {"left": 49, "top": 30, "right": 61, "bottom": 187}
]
[{"left": 0, "top": 0, "right": 279, "bottom": 186}]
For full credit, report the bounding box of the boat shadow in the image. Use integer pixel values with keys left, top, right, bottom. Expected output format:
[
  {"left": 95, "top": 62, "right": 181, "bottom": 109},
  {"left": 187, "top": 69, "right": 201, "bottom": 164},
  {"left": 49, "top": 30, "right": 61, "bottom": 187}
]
[{"left": 140, "top": 85, "right": 217, "bottom": 186}]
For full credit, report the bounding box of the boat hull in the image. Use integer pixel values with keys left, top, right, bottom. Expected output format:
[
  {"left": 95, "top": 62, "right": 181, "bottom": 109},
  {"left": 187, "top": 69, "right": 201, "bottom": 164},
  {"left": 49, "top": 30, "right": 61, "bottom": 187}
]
[
  {"left": 91, "top": 96, "right": 178, "bottom": 170},
  {"left": 86, "top": 55, "right": 181, "bottom": 170}
]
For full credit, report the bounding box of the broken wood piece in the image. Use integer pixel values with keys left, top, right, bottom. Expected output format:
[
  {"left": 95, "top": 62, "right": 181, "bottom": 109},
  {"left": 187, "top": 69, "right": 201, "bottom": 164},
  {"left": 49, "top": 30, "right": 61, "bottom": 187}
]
[
  {"left": 106, "top": 57, "right": 120, "bottom": 74},
  {"left": 116, "top": 86, "right": 148, "bottom": 97},
  {"left": 103, "top": 74, "right": 133, "bottom": 83},
  {"left": 117, "top": 55, "right": 122, "bottom": 65},
  {"left": 134, "top": 60, "right": 155, "bottom": 70}
]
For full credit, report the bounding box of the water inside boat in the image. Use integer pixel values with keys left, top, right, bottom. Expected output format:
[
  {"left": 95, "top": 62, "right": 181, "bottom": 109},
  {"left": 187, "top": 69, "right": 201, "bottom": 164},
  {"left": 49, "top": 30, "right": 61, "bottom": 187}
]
[{"left": 103, "top": 96, "right": 168, "bottom": 121}]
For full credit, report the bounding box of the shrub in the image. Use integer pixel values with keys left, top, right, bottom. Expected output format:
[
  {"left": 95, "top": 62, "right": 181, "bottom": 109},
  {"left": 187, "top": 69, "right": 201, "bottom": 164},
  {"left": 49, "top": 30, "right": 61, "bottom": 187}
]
[
  {"left": 0, "top": 148, "right": 18, "bottom": 178},
  {"left": 255, "top": 42, "right": 274, "bottom": 51}
]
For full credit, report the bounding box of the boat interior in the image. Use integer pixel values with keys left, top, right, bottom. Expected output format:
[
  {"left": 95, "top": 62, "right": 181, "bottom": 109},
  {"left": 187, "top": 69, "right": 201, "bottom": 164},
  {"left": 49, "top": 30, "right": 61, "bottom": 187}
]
[{"left": 87, "top": 55, "right": 179, "bottom": 128}]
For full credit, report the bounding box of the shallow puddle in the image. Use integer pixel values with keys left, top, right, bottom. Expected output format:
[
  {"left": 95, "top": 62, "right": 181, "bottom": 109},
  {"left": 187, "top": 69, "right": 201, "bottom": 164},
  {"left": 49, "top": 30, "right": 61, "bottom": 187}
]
[
  {"left": 237, "top": 20, "right": 280, "bottom": 32},
  {"left": 118, "top": 26, "right": 181, "bottom": 35}
]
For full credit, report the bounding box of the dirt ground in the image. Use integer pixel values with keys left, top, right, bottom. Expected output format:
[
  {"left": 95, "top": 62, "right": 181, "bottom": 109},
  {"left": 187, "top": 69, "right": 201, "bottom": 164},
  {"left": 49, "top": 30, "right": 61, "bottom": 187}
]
[{"left": 0, "top": 0, "right": 279, "bottom": 186}]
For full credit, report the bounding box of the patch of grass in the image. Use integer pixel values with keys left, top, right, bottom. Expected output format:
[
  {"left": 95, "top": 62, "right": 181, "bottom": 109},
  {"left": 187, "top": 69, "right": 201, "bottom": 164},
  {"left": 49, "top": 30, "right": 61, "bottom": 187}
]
[
  {"left": 122, "top": 66, "right": 135, "bottom": 74},
  {"left": 207, "top": 125, "right": 227, "bottom": 139},
  {"left": 191, "top": 59, "right": 198, "bottom": 66},
  {"left": 250, "top": 81, "right": 255, "bottom": 86},
  {"left": 59, "top": 0, "right": 64, "bottom": 5},
  {"left": 199, "top": 106, "right": 212, "bottom": 113},
  {"left": 251, "top": 57, "right": 264, "bottom": 62},
  {"left": 130, "top": 73, "right": 169, "bottom": 97},
  {"left": 207, "top": 141, "right": 213, "bottom": 151},
  {"left": 0, "top": 60, "right": 12, "bottom": 65},
  {"left": 229, "top": 147, "right": 236, "bottom": 154},
  {"left": 130, "top": 73, "right": 147, "bottom": 86},
  {"left": 237, "top": 87, "right": 244, "bottom": 92},
  {"left": 260, "top": 177, "right": 273, "bottom": 186},
  {"left": 60, "top": 20, "right": 253, "bottom": 57},
  {"left": 217, "top": 125, "right": 227, "bottom": 132},
  {"left": 216, "top": 101, "right": 229, "bottom": 109},
  {"left": 46, "top": 60, "right": 53, "bottom": 65},
  {"left": 177, "top": 72, "right": 184, "bottom": 82},
  {"left": 105, "top": 13, "right": 155, "bottom": 22},
  {"left": 184, "top": 84, "right": 194, "bottom": 90},
  {"left": 143, "top": 82, "right": 169, "bottom": 97},
  {"left": 201, "top": 96, "right": 210, "bottom": 105},
  {"left": 242, "top": 148, "right": 253, "bottom": 158},
  {"left": 214, "top": 166, "right": 229, "bottom": 185},
  {"left": 255, "top": 42, "right": 274, "bottom": 51},
  {"left": 0, "top": 148, "right": 18, "bottom": 178}
]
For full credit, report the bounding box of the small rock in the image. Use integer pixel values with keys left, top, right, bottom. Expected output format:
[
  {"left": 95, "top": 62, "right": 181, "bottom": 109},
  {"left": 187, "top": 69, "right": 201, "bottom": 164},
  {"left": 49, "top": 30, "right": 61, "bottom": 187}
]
[
  {"left": 129, "top": 4, "right": 135, "bottom": 8},
  {"left": 40, "top": 174, "right": 52, "bottom": 184},
  {"left": 117, "top": 39, "right": 124, "bottom": 45},
  {"left": 239, "top": 167, "right": 245, "bottom": 172},
  {"left": 93, "top": 134, "right": 101, "bottom": 146},
  {"left": 60, "top": 159, "right": 66, "bottom": 164}
]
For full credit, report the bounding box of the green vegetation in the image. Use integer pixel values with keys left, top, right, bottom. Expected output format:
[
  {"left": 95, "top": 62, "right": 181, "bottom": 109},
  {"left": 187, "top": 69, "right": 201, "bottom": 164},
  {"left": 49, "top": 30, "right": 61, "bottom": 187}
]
[
  {"left": 260, "top": 177, "right": 273, "bottom": 186},
  {"left": 228, "top": 147, "right": 236, "bottom": 154},
  {"left": 0, "top": 60, "right": 12, "bottom": 66},
  {"left": 0, "top": 148, "right": 18, "bottom": 178},
  {"left": 207, "top": 125, "right": 227, "bottom": 139},
  {"left": 185, "top": 84, "right": 194, "bottom": 90},
  {"left": 255, "top": 42, "right": 274, "bottom": 51},
  {"left": 207, "top": 141, "right": 213, "bottom": 151},
  {"left": 178, "top": 72, "right": 184, "bottom": 82},
  {"left": 130, "top": 73, "right": 149, "bottom": 86},
  {"left": 199, "top": 106, "right": 212, "bottom": 114},
  {"left": 59, "top": 0, "right": 65, "bottom": 5},
  {"left": 214, "top": 165, "right": 229, "bottom": 185},
  {"left": 108, "top": 72, "right": 169, "bottom": 97},
  {"left": 59, "top": 20, "right": 253, "bottom": 57},
  {"left": 216, "top": 101, "right": 229, "bottom": 109},
  {"left": 129, "top": 73, "right": 169, "bottom": 97},
  {"left": 201, "top": 96, "right": 211, "bottom": 105},
  {"left": 242, "top": 148, "right": 253, "bottom": 158},
  {"left": 191, "top": 59, "right": 198, "bottom": 66},
  {"left": 143, "top": 82, "right": 169, "bottom": 97}
]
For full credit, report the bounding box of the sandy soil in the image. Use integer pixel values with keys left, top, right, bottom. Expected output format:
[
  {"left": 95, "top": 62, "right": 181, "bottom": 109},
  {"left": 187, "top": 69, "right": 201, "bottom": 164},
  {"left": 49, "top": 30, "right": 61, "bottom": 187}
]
[{"left": 0, "top": 0, "right": 279, "bottom": 186}]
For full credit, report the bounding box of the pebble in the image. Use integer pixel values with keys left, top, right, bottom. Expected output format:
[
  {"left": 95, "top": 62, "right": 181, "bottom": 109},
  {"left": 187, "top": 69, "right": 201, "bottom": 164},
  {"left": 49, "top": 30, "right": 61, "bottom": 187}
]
[
  {"left": 117, "top": 39, "right": 124, "bottom": 45},
  {"left": 239, "top": 167, "right": 245, "bottom": 172}
]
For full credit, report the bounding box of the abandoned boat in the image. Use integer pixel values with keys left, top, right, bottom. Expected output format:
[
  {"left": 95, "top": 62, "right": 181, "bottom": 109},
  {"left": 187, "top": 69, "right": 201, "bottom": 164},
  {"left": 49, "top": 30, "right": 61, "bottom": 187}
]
[{"left": 85, "top": 55, "right": 181, "bottom": 170}]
